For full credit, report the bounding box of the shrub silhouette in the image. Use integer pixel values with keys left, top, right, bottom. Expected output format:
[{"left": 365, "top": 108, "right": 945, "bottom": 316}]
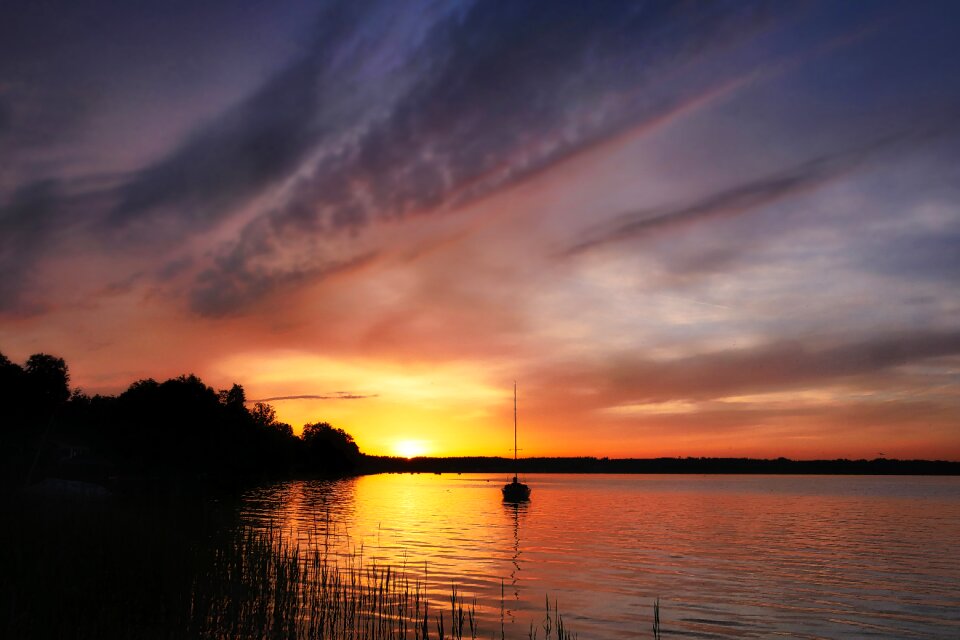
[{"left": 0, "top": 350, "right": 364, "bottom": 488}]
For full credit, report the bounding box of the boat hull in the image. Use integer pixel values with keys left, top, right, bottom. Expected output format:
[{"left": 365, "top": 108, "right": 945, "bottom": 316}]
[{"left": 501, "top": 481, "right": 531, "bottom": 502}]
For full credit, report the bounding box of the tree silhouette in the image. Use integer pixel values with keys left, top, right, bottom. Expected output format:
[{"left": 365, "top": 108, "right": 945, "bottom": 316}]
[
  {"left": 218, "top": 383, "right": 246, "bottom": 408},
  {"left": 302, "top": 421, "right": 361, "bottom": 475},
  {"left": 0, "top": 352, "right": 28, "bottom": 483},
  {"left": 24, "top": 353, "right": 70, "bottom": 407},
  {"left": 251, "top": 401, "right": 293, "bottom": 437},
  {"left": 0, "top": 351, "right": 26, "bottom": 422},
  {"left": 250, "top": 401, "right": 277, "bottom": 427},
  {"left": 0, "top": 349, "right": 368, "bottom": 488}
]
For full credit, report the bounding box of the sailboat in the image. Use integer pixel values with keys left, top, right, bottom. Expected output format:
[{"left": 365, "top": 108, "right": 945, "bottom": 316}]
[{"left": 502, "top": 382, "right": 531, "bottom": 502}]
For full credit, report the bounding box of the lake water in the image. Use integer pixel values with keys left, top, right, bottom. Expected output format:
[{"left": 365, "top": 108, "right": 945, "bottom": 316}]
[{"left": 240, "top": 474, "right": 960, "bottom": 639}]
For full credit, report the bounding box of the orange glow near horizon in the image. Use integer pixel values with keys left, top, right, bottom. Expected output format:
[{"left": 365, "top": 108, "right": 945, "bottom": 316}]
[
  {"left": 193, "top": 349, "right": 960, "bottom": 461},
  {"left": 211, "top": 351, "right": 512, "bottom": 457},
  {"left": 393, "top": 440, "right": 430, "bottom": 459},
  {"left": 219, "top": 358, "right": 934, "bottom": 461}
]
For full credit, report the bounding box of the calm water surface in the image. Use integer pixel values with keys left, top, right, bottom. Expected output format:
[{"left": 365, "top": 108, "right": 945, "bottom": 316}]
[{"left": 241, "top": 474, "right": 960, "bottom": 639}]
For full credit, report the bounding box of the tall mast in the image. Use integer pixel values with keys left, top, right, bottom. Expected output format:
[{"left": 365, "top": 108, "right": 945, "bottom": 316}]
[{"left": 513, "top": 381, "right": 518, "bottom": 463}]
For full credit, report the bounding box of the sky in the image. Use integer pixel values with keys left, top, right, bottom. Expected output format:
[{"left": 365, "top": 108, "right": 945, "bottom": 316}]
[{"left": 2, "top": 0, "right": 959, "bottom": 460}]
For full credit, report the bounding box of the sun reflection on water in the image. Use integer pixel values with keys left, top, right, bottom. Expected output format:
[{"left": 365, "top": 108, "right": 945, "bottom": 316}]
[{"left": 241, "top": 474, "right": 960, "bottom": 639}]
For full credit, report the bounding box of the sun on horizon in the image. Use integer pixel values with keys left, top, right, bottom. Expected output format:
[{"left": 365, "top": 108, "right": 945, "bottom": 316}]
[{"left": 393, "top": 439, "right": 430, "bottom": 459}]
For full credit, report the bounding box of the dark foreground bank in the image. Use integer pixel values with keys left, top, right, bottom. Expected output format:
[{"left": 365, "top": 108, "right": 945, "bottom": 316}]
[{"left": 2, "top": 493, "right": 579, "bottom": 640}]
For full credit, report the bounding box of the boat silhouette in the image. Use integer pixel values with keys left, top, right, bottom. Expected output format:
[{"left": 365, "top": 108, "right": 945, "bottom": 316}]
[{"left": 502, "top": 382, "right": 531, "bottom": 502}]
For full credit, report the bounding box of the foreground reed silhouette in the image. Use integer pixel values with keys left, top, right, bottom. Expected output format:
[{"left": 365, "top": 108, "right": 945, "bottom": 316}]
[{"left": 4, "top": 497, "right": 586, "bottom": 640}]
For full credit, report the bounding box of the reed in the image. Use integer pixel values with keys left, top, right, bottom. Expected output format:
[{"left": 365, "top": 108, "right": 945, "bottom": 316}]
[
  {"left": 527, "top": 596, "right": 577, "bottom": 640},
  {"left": 653, "top": 597, "right": 661, "bottom": 640},
  {"left": 3, "top": 497, "right": 590, "bottom": 640}
]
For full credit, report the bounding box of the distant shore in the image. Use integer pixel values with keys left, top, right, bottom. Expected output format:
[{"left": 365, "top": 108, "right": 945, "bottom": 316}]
[{"left": 362, "top": 455, "right": 960, "bottom": 475}]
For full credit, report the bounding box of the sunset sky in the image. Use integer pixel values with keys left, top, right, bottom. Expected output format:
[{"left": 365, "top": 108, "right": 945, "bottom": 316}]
[{"left": 2, "top": 1, "right": 959, "bottom": 459}]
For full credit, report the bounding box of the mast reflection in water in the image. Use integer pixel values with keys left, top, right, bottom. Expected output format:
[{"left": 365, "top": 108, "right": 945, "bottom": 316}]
[{"left": 503, "top": 501, "right": 528, "bottom": 616}]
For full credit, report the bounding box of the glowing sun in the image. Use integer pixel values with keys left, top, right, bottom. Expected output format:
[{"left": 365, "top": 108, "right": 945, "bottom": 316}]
[{"left": 394, "top": 440, "right": 428, "bottom": 459}]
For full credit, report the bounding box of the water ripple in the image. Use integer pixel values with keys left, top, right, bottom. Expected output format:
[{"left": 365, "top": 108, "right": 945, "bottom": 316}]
[{"left": 241, "top": 474, "right": 960, "bottom": 639}]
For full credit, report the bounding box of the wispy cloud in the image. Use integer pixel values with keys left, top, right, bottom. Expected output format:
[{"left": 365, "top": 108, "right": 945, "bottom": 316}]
[
  {"left": 130, "top": 0, "right": 771, "bottom": 316},
  {"left": 1, "top": 1, "right": 776, "bottom": 317},
  {"left": 561, "top": 132, "right": 918, "bottom": 257},
  {"left": 109, "top": 57, "right": 323, "bottom": 232},
  {"left": 531, "top": 329, "right": 960, "bottom": 406},
  {"left": 188, "top": 249, "right": 379, "bottom": 318},
  {"left": 0, "top": 181, "right": 60, "bottom": 314},
  {"left": 250, "top": 392, "right": 378, "bottom": 403}
]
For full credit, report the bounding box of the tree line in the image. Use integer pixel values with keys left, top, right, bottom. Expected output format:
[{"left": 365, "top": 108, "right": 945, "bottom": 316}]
[
  {"left": 1, "top": 351, "right": 362, "bottom": 490},
  {"left": 366, "top": 455, "right": 960, "bottom": 475}
]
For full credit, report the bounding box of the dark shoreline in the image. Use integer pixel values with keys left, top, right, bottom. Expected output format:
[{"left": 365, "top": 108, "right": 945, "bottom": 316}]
[
  {"left": 12, "top": 456, "right": 958, "bottom": 501},
  {"left": 361, "top": 455, "right": 960, "bottom": 476}
]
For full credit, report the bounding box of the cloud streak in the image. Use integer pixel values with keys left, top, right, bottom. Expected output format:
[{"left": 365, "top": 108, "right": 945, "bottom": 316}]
[
  {"left": 109, "top": 56, "right": 323, "bottom": 231},
  {"left": 251, "top": 393, "right": 378, "bottom": 402},
  {"left": 532, "top": 329, "right": 960, "bottom": 407},
  {"left": 562, "top": 133, "right": 917, "bottom": 256},
  {"left": 129, "top": 0, "right": 772, "bottom": 316},
  {"left": 0, "top": 181, "right": 61, "bottom": 313}
]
